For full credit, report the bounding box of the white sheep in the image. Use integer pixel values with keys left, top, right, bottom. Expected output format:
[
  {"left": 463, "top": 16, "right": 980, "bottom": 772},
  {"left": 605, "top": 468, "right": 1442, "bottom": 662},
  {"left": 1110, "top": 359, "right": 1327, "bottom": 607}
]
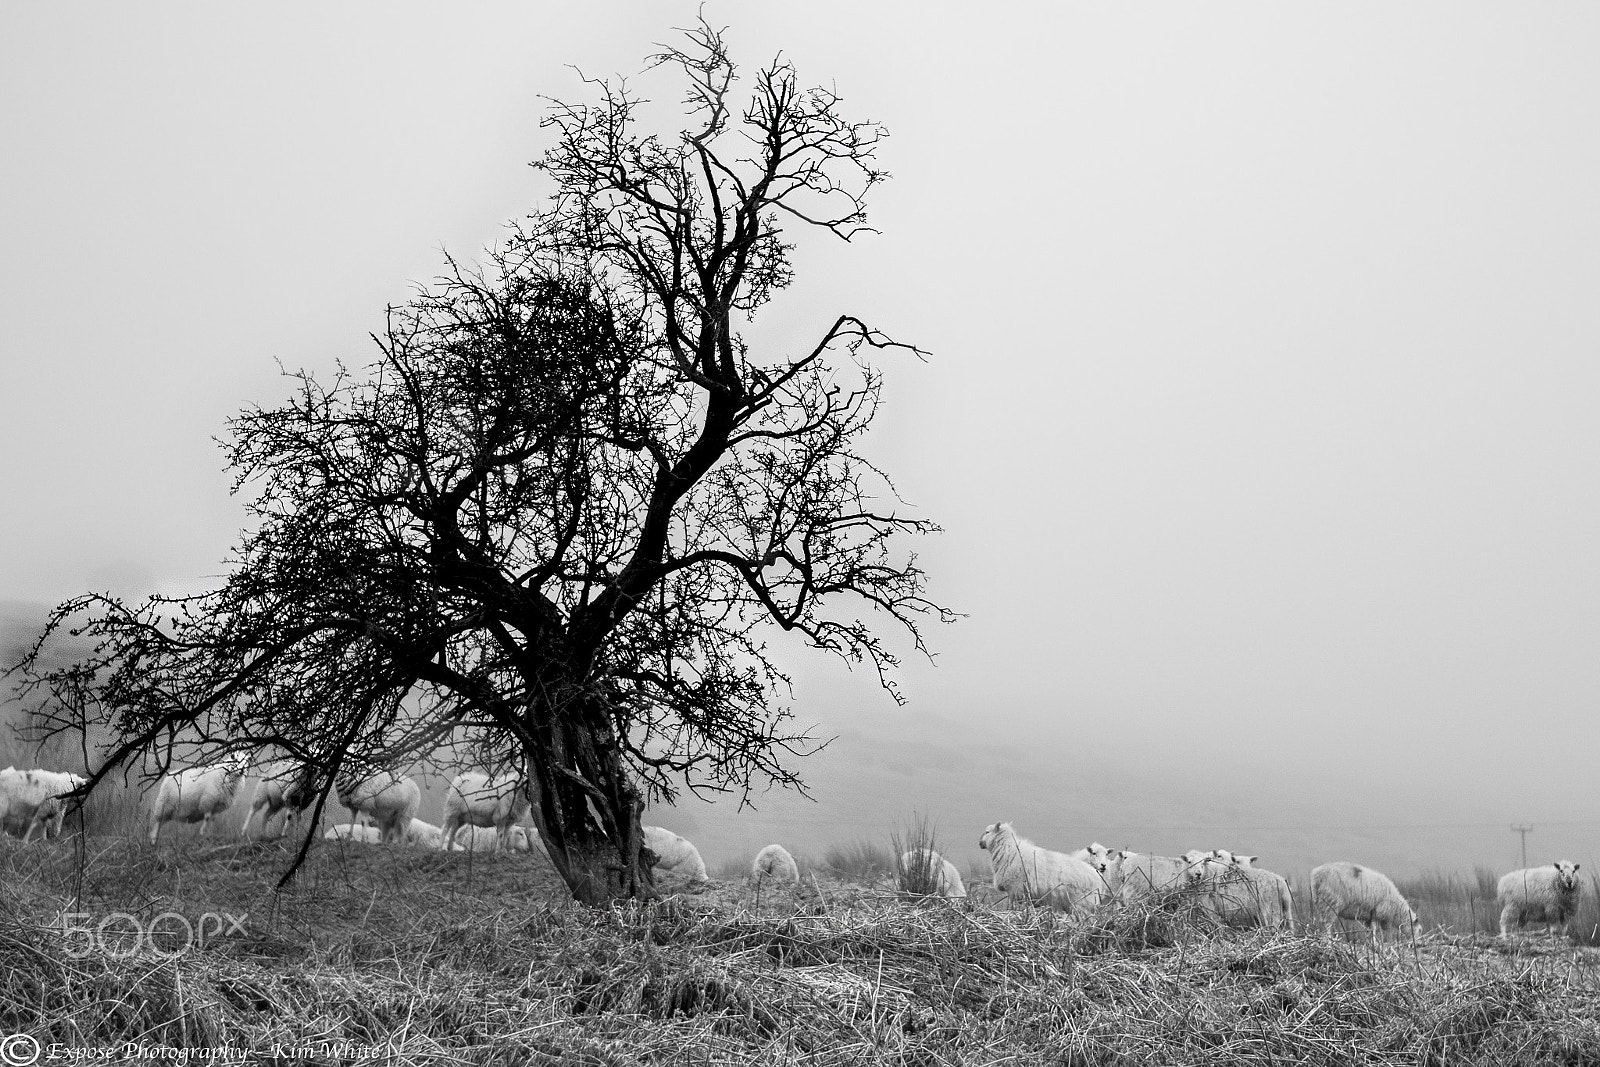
[
  {"left": 1191, "top": 856, "right": 1294, "bottom": 930},
  {"left": 148, "top": 753, "right": 253, "bottom": 844},
  {"left": 32, "top": 770, "right": 89, "bottom": 840},
  {"left": 978, "top": 822, "right": 1106, "bottom": 912},
  {"left": 752, "top": 843, "right": 800, "bottom": 886},
  {"left": 899, "top": 846, "right": 967, "bottom": 898},
  {"left": 0, "top": 767, "right": 51, "bottom": 841},
  {"left": 643, "top": 825, "right": 707, "bottom": 880},
  {"left": 1101, "top": 849, "right": 1203, "bottom": 902},
  {"left": 240, "top": 760, "right": 320, "bottom": 841},
  {"left": 1311, "top": 861, "right": 1418, "bottom": 941},
  {"left": 1066, "top": 842, "right": 1114, "bottom": 867},
  {"left": 1498, "top": 862, "right": 1583, "bottom": 939},
  {"left": 439, "top": 771, "right": 533, "bottom": 853},
  {"left": 325, "top": 823, "right": 383, "bottom": 844},
  {"left": 405, "top": 818, "right": 445, "bottom": 849},
  {"left": 335, "top": 769, "right": 421, "bottom": 845},
  {"left": 1195, "top": 848, "right": 1258, "bottom": 869},
  {"left": 0, "top": 768, "right": 88, "bottom": 842}
]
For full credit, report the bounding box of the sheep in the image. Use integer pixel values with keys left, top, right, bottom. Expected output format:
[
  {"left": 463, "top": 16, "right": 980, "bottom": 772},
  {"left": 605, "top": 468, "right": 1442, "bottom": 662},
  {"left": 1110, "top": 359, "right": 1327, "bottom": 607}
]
[
  {"left": 642, "top": 825, "right": 707, "bottom": 880},
  {"left": 439, "top": 771, "right": 533, "bottom": 853},
  {"left": 335, "top": 769, "right": 421, "bottom": 845},
  {"left": 148, "top": 753, "right": 253, "bottom": 844},
  {"left": 1311, "top": 861, "right": 1418, "bottom": 942},
  {"left": 1498, "top": 862, "right": 1583, "bottom": 939},
  {"left": 1203, "top": 849, "right": 1258, "bottom": 869},
  {"left": 978, "top": 822, "right": 1106, "bottom": 912},
  {"left": 752, "top": 843, "right": 800, "bottom": 886},
  {"left": 405, "top": 818, "right": 445, "bottom": 849},
  {"left": 29, "top": 770, "right": 89, "bottom": 841},
  {"left": 1190, "top": 856, "right": 1294, "bottom": 931},
  {"left": 240, "top": 760, "right": 320, "bottom": 841},
  {"left": 0, "top": 767, "right": 52, "bottom": 841},
  {"left": 1069, "top": 842, "right": 1114, "bottom": 867},
  {"left": 1100, "top": 849, "right": 1203, "bottom": 903},
  {"left": 899, "top": 846, "right": 967, "bottom": 898},
  {"left": 325, "top": 823, "right": 383, "bottom": 844},
  {"left": 0, "top": 768, "right": 88, "bottom": 842}
]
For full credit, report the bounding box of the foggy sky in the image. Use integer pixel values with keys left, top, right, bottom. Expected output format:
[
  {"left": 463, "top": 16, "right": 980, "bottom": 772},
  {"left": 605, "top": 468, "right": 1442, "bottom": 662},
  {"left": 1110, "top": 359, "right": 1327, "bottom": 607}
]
[{"left": 3, "top": 3, "right": 1598, "bottom": 876}]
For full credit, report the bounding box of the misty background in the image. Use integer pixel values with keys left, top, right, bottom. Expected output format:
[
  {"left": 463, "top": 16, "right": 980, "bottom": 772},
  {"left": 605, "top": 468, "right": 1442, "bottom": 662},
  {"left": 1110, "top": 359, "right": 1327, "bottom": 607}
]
[{"left": 3, "top": 3, "right": 1597, "bottom": 881}]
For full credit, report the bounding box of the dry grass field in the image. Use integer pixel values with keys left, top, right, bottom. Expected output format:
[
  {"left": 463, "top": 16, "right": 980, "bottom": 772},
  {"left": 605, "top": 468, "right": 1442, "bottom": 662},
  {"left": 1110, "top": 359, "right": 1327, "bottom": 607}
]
[{"left": 2, "top": 829, "right": 1599, "bottom": 1066}]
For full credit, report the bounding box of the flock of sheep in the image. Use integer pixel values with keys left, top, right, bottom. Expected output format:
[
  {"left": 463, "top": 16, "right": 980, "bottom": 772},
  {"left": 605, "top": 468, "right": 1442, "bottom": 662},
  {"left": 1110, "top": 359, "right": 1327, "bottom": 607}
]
[
  {"left": 150, "top": 758, "right": 544, "bottom": 853},
  {"left": 0, "top": 760, "right": 1586, "bottom": 941},
  {"left": 969, "top": 821, "right": 1584, "bottom": 942}
]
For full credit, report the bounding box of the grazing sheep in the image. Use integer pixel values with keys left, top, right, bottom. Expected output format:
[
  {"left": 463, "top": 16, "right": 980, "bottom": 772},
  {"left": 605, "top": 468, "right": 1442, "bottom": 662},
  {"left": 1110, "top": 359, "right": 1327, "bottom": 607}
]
[
  {"left": 899, "top": 847, "right": 967, "bottom": 898},
  {"left": 752, "top": 843, "right": 800, "bottom": 886},
  {"left": 446, "top": 823, "right": 536, "bottom": 852},
  {"left": 643, "top": 825, "right": 707, "bottom": 880},
  {"left": 149, "top": 753, "right": 253, "bottom": 844},
  {"left": 336, "top": 769, "right": 421, "bottom": 845},
  {"left": 1498, "top": 862, "right": 1583, "bottom": 939},
  {"left": 325, "top": 823, "right": 383, "bottom": 844},
  {"left": 439, "top": 771, "right": 533, "bottom": 853},
  {"left": 1311, "top": 861, "right": 1418, "bottom": 941},
  {"left": 0, "top": 768, "right": 88, "bottom": 842},
  {"left": 1191, "top": 856, "right": 1293, "bottom": 930},
  {"left": 1101, "top": 850, "right": 1202, "bottom": 902},
  {"left": 978, "top": 822, "right": 1106, "bottom": 912},
  {"left": 405, "top": 818, "right": 445, "bottom": 849},
  {"left": 30, "top": 770, "right": 89, "bottom": 841},
  {"left": 0, "top": 767, "right": 52, "bottom": 841},
  {"left": 241, "top": 760, "right": 320, "bottom": 841}
]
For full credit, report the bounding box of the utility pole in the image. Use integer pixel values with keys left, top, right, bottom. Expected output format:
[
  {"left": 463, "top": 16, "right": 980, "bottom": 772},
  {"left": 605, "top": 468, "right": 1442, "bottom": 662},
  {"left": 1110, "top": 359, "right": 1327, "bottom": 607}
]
[{"left": 1511, "top": 824, "right": 1533, "bottom": 869}]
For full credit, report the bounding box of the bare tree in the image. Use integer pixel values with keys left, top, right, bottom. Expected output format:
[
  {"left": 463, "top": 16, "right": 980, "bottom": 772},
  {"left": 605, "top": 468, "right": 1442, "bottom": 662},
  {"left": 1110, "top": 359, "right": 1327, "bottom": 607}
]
[{"left": 11, "top": 21, "right": 954, "bottom": 904}]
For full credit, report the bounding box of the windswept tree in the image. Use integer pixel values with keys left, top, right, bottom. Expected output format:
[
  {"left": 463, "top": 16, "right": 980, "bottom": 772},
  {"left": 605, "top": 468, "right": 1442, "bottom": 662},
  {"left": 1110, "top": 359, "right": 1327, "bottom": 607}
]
[{"left": 12, "top": 23, "right": 953, "bottom": 904}]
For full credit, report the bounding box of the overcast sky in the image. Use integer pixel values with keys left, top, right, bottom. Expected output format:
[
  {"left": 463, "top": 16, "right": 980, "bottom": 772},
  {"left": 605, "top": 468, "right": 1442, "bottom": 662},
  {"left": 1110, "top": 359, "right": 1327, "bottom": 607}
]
[{"left": 4, "top": 4, "right": 1598, "bottom": 874}]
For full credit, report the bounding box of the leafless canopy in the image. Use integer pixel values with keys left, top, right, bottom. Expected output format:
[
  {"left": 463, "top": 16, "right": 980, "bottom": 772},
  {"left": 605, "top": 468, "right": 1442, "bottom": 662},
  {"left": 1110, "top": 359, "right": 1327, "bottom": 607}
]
[{"left": 11, "top": 21, "right": 954, "bottom": 902}]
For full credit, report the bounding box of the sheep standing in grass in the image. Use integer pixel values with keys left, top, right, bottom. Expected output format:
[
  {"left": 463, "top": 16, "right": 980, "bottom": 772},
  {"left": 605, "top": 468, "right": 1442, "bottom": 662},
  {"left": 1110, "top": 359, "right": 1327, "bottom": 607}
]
[
  {"left": 30, "top": 770, "right": 89, "bottom": 841},
  {"left": 978, "top": 822, "right": 1106, "bottom": 912},
  {"left": 1100, "top": 850, "right": 1201, "bottom": 903},
  {"left": 241, "top": 760, "right": 320, "bottom": 841},
  {"left": 0, "top": 768, "right": 87, "bottom": 842},
  {"left": 0, "top": 767, "right": 51, "bottom": 840},
  {"left": 643, "top": 825, "right": 707, "bottom": 881},
  {"left": 439, "top": 771, "right": 532, "bottom": 853},
  {"left": 1191, "top": 856, "right": 1293, "bottom": 930},
  {"left": 149, "top": 753, "right": 253, "bottom": 844},
  {"left": 1311, "top": 861, "right": 1417, "bottom": 941},
  {"left": 899, "top": 847, "right": 966, "bottom": 898},
  {"left": 1498, "top": 862, "right": 1582, "bottom": 939},
  {"left": 336, "top": 769, "right": 421, "bottom": 845},
  {"left": 752, "top": 844, "right": 800, "bottom": 886}
]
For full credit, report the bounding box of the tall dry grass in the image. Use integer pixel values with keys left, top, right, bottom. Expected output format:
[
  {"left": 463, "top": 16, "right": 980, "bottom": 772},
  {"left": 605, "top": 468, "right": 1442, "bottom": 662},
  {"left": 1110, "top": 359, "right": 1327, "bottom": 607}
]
[{"left": 2, "top": 835, "right": 1598, "bottom": 1065}]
